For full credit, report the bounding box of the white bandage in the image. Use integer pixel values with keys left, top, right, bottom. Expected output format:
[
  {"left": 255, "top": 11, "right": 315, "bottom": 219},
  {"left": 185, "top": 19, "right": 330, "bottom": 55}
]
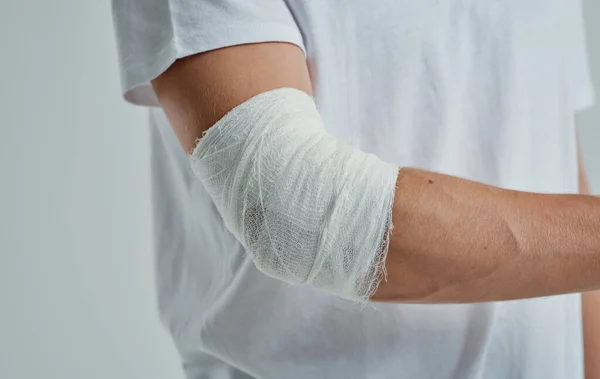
[{"left": 190, "top": 88, "right": 399, "bottom": 301}]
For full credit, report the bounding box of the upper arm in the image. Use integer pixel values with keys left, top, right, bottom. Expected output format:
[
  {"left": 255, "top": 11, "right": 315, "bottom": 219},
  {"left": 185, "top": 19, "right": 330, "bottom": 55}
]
[
  {"left": 112, "top": 0, "right": 314, "bottom": 152},
  {"left": 151, "top": 42, "right": 312, "bottom": 153}
]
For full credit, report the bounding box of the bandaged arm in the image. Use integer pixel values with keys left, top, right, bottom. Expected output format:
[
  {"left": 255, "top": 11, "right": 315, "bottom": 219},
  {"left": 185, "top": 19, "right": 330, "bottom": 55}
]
[{"left": 152, "top": 42, "right": 600, "bottom": 303}]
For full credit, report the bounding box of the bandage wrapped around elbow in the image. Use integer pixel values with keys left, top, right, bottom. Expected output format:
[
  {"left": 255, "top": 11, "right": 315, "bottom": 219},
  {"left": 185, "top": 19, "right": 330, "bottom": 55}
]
[{"left": 190, "top": 88, "right": 399, "bottom": 301}]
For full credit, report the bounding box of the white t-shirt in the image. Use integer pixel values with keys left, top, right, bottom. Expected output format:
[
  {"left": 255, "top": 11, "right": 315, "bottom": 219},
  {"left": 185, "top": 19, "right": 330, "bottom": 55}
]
[{"left": 112, "top": 1, "right": 595, "bottom": 378}]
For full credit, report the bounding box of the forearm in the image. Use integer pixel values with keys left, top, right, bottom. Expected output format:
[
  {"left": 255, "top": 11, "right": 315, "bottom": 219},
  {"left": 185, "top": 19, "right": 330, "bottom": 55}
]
[{"left": 374, "top": 167, "right": 600, "bottom": 303}]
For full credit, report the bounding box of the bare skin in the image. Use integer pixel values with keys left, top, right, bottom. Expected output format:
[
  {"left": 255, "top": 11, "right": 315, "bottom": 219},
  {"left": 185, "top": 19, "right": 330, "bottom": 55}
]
[{"left": 151, "top": 42, "right": 600, "bottom": 305}]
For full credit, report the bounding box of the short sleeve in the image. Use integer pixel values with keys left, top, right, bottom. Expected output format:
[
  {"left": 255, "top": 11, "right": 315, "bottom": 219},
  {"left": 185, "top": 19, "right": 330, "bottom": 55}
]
[
  {"left": 562, "top": 0, "right": 596, "bottom": 112},
  {"left": 111, "top": 0, "right": 306, "bottom": 106}
]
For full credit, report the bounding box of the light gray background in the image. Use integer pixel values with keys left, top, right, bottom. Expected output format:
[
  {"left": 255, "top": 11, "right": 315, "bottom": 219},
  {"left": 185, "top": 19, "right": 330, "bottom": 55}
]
[{"left": 0, "top": 1, "right": 598, "bottom": 379}]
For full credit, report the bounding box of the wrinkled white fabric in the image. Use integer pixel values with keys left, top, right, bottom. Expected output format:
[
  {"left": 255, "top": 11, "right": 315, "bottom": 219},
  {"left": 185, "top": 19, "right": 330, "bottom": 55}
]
[{"left": 190, "top": 88, "right": 399, "bottom": 300}]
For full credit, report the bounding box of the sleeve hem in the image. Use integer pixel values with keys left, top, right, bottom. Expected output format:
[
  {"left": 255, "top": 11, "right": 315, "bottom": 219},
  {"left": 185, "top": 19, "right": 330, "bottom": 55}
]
[
  {"left": 120, "top": 23, "right": 307, "bottom": 107},
  {"left": 573, "top": 85, "right": 596, "bottom": 113}
]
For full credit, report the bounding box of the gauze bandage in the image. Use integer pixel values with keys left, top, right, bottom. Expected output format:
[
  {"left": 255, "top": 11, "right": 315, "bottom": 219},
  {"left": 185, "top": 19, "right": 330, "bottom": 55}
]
[{"left": 190, "top": 88, "right": 399, "bottom": 301}]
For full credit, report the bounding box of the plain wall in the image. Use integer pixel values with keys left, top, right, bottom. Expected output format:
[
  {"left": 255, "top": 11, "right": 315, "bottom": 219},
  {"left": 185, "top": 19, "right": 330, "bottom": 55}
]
[
  {"left": 0, "top": 1, "right": 598, "bottom": 379},
  {"left": 0, "top": 1, "right": 181, "bottom": 378}
]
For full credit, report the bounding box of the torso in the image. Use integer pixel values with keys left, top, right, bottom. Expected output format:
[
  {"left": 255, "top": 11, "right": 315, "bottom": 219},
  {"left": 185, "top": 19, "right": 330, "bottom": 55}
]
[{"left": 150, "top": 1, "right": 584, "bottom": 377}]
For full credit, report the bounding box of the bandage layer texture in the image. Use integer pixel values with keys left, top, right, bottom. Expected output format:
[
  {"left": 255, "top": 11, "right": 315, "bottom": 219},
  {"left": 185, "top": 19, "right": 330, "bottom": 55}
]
[{"left": 190, "top": 88, "right": 399, "bottom": 301}]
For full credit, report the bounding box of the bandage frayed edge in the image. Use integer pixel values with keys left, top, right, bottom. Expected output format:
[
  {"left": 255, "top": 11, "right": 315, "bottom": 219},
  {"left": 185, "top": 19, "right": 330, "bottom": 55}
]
[{"left": 364, "top": 185, "right": 396, "bottom": 301}]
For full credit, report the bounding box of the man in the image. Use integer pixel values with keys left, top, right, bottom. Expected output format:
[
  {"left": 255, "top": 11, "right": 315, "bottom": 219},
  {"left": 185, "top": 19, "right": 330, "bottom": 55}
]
[{"left": 112, "top": 1, "right": 599, "bottom": 378}]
